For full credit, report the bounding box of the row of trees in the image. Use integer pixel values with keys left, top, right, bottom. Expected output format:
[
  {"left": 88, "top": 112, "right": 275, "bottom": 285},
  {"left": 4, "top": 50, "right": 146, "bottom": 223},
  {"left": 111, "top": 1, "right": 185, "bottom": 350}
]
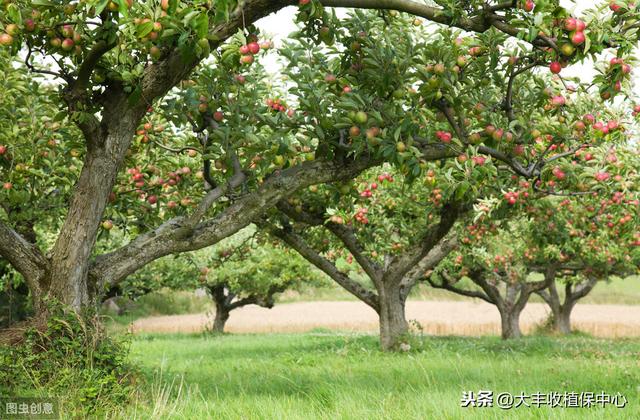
[{"left": 0, "top": 1, "right": 639, "bottom": 350}]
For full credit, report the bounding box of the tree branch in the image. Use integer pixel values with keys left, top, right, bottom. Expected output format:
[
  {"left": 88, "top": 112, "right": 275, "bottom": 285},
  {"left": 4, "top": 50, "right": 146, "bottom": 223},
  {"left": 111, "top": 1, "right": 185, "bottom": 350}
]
[
  {"left": 385, "top": 200, "right": 465, "bottom": 284},
  {"left": 0, "top": 220, "right": 49, "bottom": 297},
  {"left": 427, "top": 271, "right": 493, "bottom": 304},
  {"left": 270, "top": 222, "right": 380, "bottom": 311}
]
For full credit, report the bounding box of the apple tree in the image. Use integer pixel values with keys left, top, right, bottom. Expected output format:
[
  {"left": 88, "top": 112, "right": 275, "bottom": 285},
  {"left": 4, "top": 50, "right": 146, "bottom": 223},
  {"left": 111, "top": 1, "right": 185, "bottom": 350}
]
[{"left": 1, "top": 0, "right": 640, "bottom": 322}]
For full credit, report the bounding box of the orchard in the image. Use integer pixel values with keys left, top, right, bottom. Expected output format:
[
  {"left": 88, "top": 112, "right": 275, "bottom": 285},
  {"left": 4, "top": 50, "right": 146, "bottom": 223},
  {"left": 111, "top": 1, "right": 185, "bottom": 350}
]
[{"left": 1, "top": 0, "right": 639, "bottom": 417}]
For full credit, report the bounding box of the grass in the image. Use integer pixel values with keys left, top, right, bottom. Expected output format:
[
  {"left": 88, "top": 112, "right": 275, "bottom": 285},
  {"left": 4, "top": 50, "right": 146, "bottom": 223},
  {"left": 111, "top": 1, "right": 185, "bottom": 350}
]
[{"left": 119, "top": 333, "right": 640, "bottom": 419}]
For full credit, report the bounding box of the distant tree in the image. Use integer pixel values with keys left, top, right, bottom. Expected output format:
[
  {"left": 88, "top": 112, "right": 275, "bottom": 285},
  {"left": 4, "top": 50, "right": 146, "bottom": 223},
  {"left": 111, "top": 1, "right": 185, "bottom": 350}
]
[
  {"left": 199, "top": 239, "right": 327, "bottom": 333},
  {"left": 118, "top": 228, "right": 328, "bottom": 332}
]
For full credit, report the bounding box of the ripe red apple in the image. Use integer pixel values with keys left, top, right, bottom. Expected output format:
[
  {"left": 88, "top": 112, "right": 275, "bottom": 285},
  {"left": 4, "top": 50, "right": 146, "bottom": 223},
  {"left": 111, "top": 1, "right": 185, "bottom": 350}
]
[
  {"left": 2, "top": 182, "right": 12, "bottom": 190},
  {"left": 153, "top": 22, "right": 163, "bottom": 32},
  {"left": 299, "top": 0, "right": 310, "bottom": 4},
  {"left": 247, "top": 42, "right": 260, "bottom": 54},
  {"left": 549, "top": 61, "right": 562, "bottom": 74},
  {"left": 513, "top": 144, "right": 525, "bottom": 156},
  {"left": 522, "top": 0, "right": 534, "bottom": 12},
  {"left": 240, "top": 54, "right": 254, "bottom": 65},
  {"left": 239, "top": 44, "right": 250, "bottom": 55},
  {"left": 0, "top": 145, "right": 6, "bottom": 155},
  {"left": 551, "top": 95, "right": 566, "bottom": 106},
  {"left": 564, "top": 18, "right": 577, "bottom": 31},
  {"left": 570, "top": 31, "right": 585, "bottom": 46},
  {"left": 213, "top": 111, "right": 224, "bottom": 122},
  {"left": 161, "top": 0, "right": 169, "bottom": 10},
  {"left": 576, "top": 20, "right": 586, "bottom": 32},
  {"left": 147, "top": 195, "right": 158, "bottom": 205},
  {"left": 234, "top": 74, "right": 246, "bottom": 84}
]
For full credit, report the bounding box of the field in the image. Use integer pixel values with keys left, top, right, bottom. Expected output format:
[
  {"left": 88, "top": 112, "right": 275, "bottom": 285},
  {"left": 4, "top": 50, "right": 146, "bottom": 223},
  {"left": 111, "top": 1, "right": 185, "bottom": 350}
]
[{"left": 121, "top": 333, "right": 640, "bottom": 419}]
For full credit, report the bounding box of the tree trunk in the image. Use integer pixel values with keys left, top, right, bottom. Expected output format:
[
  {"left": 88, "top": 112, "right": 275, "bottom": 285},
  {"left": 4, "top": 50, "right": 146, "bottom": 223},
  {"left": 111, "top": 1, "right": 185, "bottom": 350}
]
[
  {"left": 378, "top": 284, "right": 408, "bottom": 351},
  {"left": 498, "top": 306, "right": 523, "bottom": 339},
  {"left": 212, "top": 302, "right": 230, "bottom": 333},
  {"left": 555, "top": 305, "right": 573, "bottom": 335},
  {"left": 44, "top": 94, "right": 147, "bottom": 313}
]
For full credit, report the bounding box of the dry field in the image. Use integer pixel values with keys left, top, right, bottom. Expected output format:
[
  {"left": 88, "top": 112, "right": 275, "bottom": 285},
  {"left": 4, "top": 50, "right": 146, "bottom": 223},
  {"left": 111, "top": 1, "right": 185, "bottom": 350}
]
[{"left": 130, "top": 300, "right": 640, "bottom": 337}]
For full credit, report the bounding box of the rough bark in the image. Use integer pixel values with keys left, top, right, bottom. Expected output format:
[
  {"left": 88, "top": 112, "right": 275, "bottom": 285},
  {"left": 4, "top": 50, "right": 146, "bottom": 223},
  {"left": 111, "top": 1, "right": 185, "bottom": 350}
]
[{"left": 378, "top": 283, "right": 408, "bottom": 351}]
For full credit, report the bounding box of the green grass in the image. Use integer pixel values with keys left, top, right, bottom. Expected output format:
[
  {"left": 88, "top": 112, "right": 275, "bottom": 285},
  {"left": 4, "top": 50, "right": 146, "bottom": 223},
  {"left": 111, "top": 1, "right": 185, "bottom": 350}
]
[{"left": 120, "top": 333, "right": 640, "bottom": 419}]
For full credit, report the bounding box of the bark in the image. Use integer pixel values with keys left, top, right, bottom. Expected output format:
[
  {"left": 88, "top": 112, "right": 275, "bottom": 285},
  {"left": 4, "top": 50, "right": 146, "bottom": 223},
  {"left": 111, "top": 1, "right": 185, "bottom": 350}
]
[
  {"left": 498, "top": 304, "right": 523, "bottom": 339},
  {"left": 378, "top": 283, "right": 408, "bottom": 351},
  {"left": 538, "top": 278, "right": 598, "bottom": 335},
  {"left": 212, "top": 301, "right": 230, "bottom": 333},
  {"left": 47, "top": 93, "right": 146, "bottom": 311}
]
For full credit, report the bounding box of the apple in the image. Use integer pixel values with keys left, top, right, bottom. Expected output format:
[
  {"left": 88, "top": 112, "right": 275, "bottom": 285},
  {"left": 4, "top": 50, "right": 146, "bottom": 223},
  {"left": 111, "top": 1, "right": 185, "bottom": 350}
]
[
  {"left": 61, "top": 38, "right": 74, "bottom": 51},
  {"left": 396, "top": 142, "right": 406, "bottom": 152},
  {"left": 213, "top": 111, "right": 224, "bottom": 122},
  {"left": 523, "top": 0, "right": 534, "bottom": 12},
  {"left": 349, "top": 126, "right": 361, "bottom": 138},
  {"left": 354, "top": 111, "right": 368, "bottom": 124},
  {"left": 24, "top": 19, "right": 36, "bottom": 32},
  {"left": 153, "top": 22, "right": 163, "bottom": 32},
  {"left": 595, "top": 172, "right": 610, "bottom": 182},
  {"left": 102, "top": 220, "right": 113, "bottom": 230},
  {"left": 299, "top": 0, "right": 310, "bottom": 4},
  {"left": 234, "top": 74, "right": 246, "bottom": 84},
  {"left": 551, "top": 95, "right": 566, "bottom": 106},
  {"left": 549, "top": 61, "right": 562, "bottom": 74},
  {"left": 560, "top": 43, "right": 575, "bottom": 56},
  {"left": 167, "top": 200, "right": 177, "bottom": 209},
  {"left": 147, "top": 195, "right": 158, "bottom": 205},
  {"left": 239, "top": 44, "right": 250, "bottom": 55},
  {"left": 570, "top": 31, "right": 585, "bottom": 46},
  {"left": 1, "top": 33, "right": 16, "bottom": 46},
  {"left": 161, "top": 0, "right": 169, "bottom": 10},
  {"left": 247, "top": 42, "right": 260, "bottom": 54},
  {"left": 0, "top": 145, "right": 6, "bottom": 155},
  {"left": 240, "top": 54, "right": 254, "bottom": 65},
  {"left": 150, "top": 46, "right": 161, "bottom": 60},
  {"left": 324, "top": 73, "right": 337, "bottom": 83},
  {"left": 564, "top": 18, "right": 577, "bottom": 31},
  {"left": 5, "top": 24, "right": 19, "bottom": 36}
]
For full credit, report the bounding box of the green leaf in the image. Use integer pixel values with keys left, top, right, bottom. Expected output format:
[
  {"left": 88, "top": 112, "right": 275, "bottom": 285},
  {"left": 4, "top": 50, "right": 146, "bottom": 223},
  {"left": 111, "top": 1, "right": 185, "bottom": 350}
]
[{"left": 136, "top": 22, "right": 154, "bottom": 39}]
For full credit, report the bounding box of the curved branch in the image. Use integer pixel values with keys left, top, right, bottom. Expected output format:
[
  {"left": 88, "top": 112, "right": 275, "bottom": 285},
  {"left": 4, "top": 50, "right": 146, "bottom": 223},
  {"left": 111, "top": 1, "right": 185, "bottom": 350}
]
[{"left": 270, "top": 223, "right": 380, "bottom": 312}]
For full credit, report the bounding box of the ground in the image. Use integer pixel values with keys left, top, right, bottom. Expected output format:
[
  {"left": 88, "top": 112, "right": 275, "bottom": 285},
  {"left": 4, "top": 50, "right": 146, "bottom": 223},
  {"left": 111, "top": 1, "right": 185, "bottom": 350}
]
[
  {"left": 128, "top": 300, "right": 640, "bottom": 337},
  {"left": 121, "top": 333, "right": 640, "bottom": 419}
]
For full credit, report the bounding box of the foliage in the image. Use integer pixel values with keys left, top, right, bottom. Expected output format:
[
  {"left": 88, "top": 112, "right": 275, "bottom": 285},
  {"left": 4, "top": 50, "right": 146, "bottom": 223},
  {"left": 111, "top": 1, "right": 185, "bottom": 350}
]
[{"left": 0, "top": 301, "right": 135, "bottom": 416}]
